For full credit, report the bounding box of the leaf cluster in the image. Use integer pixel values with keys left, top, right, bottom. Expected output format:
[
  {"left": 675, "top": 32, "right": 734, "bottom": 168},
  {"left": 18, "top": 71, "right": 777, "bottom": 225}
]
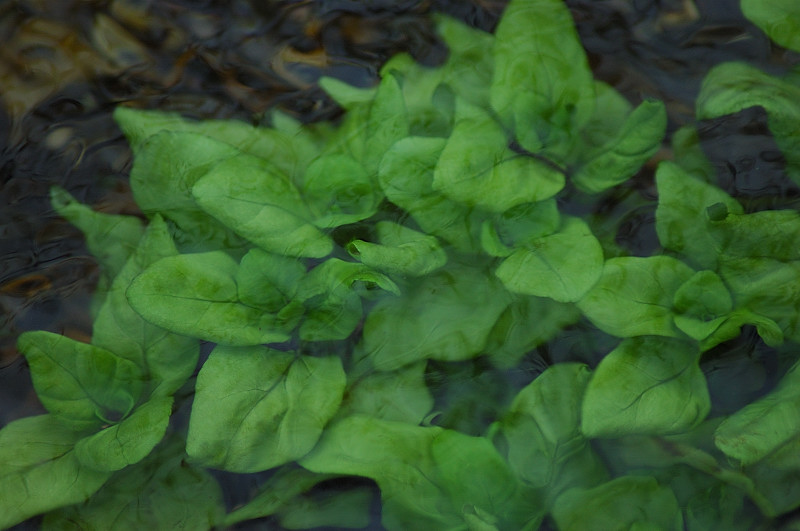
[{"left": 3, "top": 0, "right": 800, "bottom": 529}]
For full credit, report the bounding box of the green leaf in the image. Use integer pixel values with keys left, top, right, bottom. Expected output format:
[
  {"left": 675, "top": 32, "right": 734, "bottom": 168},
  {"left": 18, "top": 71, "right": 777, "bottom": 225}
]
[
  {"left": 552, "top": 476, "right": 683, "bottom": 531},
  {"left": 43, "top": 436, "right": 224, "bottom": 530},
  {"left": 0, "top": 415, "right": 110, "bottom": 529},
  {"left": 192, "top": 153, "right": 332, "bottom": 258},
  {"left": 433, "top": 100, "right": 564, "bottom": 212},
  {"left": 719, "top": 257, "right": 800, "bottom": 343},
  {"left": 362, "top": 265, "right": 511, "bottom": 371},
  {"left": 741, "top": 0, "right": 800, "bottom": 53},
  {"left": 495, "top": 364, "right": 607, "bottom": 506},
  {"left": 484, "top": 296, "right": 580, "bottom": 369},
  {"left": 296, "top": 258, "right": 400, "bottom": 341},
  {"left": 363, "top": 73, "right": 410, "bottom": 173},
  {"left": 347, "top": 221, "right": 447, "bottom": 277},
  {"left": 710, "top": 208, "right": 800, "bottom": 262},
  {"left": 186, "top": 346, "right": 346, "bottom": 472},
  {"left": 18, "top": 331, "right": 143, "bottom": 427},
  {"left": 495, "top": 216, "right": 604, "bottom": 302},
  {"left": 581, "top": 337, "right": 710, "bottom": 438},
  {"left": 339, "top": 361, "right": 433, "bottom": 424},
  {"left": 74, "top": 396, "right": 173, "bottom": 472},
  {"left": 319, "top": 76, "right": 377, "bottom": 109},
  {"left": 571, "top": 99, "right": 667, "bottom": 193},
  {"left": 127, "top": 251, "right": 295, "bottom": 346},
  {"left": 482, "top": 199, "right": 561, "bottom": 257},
  {"left": 491, "top": 0, "right": 594, "bottom": 157},
  {"left": 92, "top": 215, "right": 199, "bottom": 398},
  {"left": 433, "top": 14, "right": 495, "bottom": 109},
  {"left": 655, "top": 161, "right": 744, "bottom": 269},
  {"left": 236, "top": 247, "right": 306, "bottom": 311},
  {"left": 697, "top": 62, "right": 800, "bottom": 184},
  {"left": 715, "top": 358, "right": 800, "bottom": 465},
  {"left": 125, "top": 131, "right": 246, "bottom": 251},
  {"left": 50, "top": 186, "right": 145, "bottom": 285},
  {"left": 300, "top": 416, "right": 528, "bottom": 531},
  {"left": 673, "top": 270, "right": 733, "bottom": 318},
  {"left": 114, "top": 106, "right": 318, "bottom": 180},
  {"left": 577, "top": 255, "right": 695, "bottom": 338},
  {"left": 302, "top": 154, "right": 381, "bottom": 228},
  {"left": 378, "top": 136, "right": 484, "bottom": 251}
]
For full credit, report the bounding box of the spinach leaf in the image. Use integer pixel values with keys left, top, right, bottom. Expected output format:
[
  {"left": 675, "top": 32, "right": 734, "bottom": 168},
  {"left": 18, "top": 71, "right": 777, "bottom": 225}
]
[
  {"left": 577, "top": 255, "right": 695, "bottom": 338},
  {"left": 433, "top": 99, "right": 564, "bottom": 212},
  {"left": 655, "top": 161, "right": 744, "bottom": 270},
  {"left": 741, "top": 0, "right": 800, "bottom": 53},
  {"left": 18, "top": 331, "right": 143, "bottom": 428},
  {"left": 715, "top": 358, "right": 800, "bottom": 465},
  {"left": 127, "top": 251, "right": 296, "bottom": 346},
  {"left": 378, "top": 136, "right": 484, "bottom": 252},
  {"left": 494, "top": 364, "right": 607, "bottom": 508},
  {"left": 186, "top": 345, "right": 346, "bottom": 472},
  {"left": 581, "top": 336, "right": 710, "bottom": 437},
  {"left": 43, "top": 436, "right": 224, "bottom": 530},
  {"left": 495, "top": 216, "right": 603, "bottom": 302},
  {"left": 491, "top": 0, "right": 594, "bottom": 158},
  {"left": 0, "top": 415, "right": 110, "bottom": 529},
  {"left": 362, "top": 265, "right": 511, "bottom": 370},
  {"left": 192, "top": 154, "right": 332, "bottom": 258},
  {"left": 73, "top": 396, "right": 173, "bottom": 472},
  {"left": 50, "top": 187, "right": 144, "bottom": 286},
  {"left": 92, "top": 215, "right": 199, "bottom": 398},
  {"left": 300, "top": 416, "right": 529, "bottom": 530}
]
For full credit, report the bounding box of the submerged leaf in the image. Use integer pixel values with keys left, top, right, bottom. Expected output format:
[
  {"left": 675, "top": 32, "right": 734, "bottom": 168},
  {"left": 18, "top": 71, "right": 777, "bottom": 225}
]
[
  {"left": 363, "top": 265, "right": 511, "bottom": 370},
  {"left": 192, "top": 154, "right": 332, "bottom": 258},
  {"left": 491, "top": 0, "right": 594, "bottom": 157},
  {"left": 578, "top": 255, "right": 695, "bottom": 338},
  {"left": 495, "top": 216, "right": 603, "bottom": 302},
  {"left": 18, "top": 331, "right": 143, "bottom": 427},
  {"left": 187, "top": 346, "right": 346, "bottom": 472},
  {"left": 127, "top": 251, "right": 295, "bottom": 345},
  {"left": 581, "top": 337, "right": 709, "bottom": 438},
  {"left": 433, "top": 100, "right": 564, "bottom": 212},
  {"left": 0, "top": 415, "right": 110, "bottom": 529}
]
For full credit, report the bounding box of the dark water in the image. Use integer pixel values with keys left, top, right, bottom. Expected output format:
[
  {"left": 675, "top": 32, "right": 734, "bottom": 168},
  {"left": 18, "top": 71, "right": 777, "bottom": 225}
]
[{"left": 1, "top": 0, "right": 798, "bottom": 528}]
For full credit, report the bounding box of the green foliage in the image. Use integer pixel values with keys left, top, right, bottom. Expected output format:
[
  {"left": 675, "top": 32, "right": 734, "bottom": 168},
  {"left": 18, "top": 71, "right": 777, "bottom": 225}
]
[{"left": 4, "top": 0, "right": 800, "bottom": 528}]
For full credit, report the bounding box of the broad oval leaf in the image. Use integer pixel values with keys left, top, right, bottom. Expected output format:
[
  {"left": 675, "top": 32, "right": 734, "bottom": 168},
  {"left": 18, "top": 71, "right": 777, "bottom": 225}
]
[
  {"left": 581, "top": 336, "right": 709, "bottom": 438},
  {"left": 187, "top": 346, "right": 346, "bottom": 473},
  {"left": 127, "top": 251, "right": 294, "bottom": 346},
  {"left": 0, "top": 415, "right": 110, "bottom": 529},
  {"left": 433, "top": 100, "right": 564, "bottom": 212},
  {"left": 714, "top": 358, "right": 800, "bottom": 465},
  {"left": 302, "top": 153, "right": 381, "bottom": 228},
  {"left": 571, "top": 99, "right": 667, "bottom": 194},
  {"left": 192, "top": 154, "right": 332, "bottom": 258},
  {"left": 495, "top": 216, "right": 603, "bottom": 302},
  {"left": 18, "top": 331, "right": 143, "bottom": 427},
  {"left": 490, "top": 0, "right": 595, "bottom": 156},
  {"left": 577, "top": 255, "right": 695, "bottom": 338},
  {"left": 378, "top": 135, "right": 484, "bottom": 251},
  {"left": 362, "top": 265, "right": 511, "bottom": 371},
  {"left": 74, "top": 396, "right": 173, "bottom": 472},
  {"left": 741, "top": 0, "right": 800, "bottom": 52}
]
